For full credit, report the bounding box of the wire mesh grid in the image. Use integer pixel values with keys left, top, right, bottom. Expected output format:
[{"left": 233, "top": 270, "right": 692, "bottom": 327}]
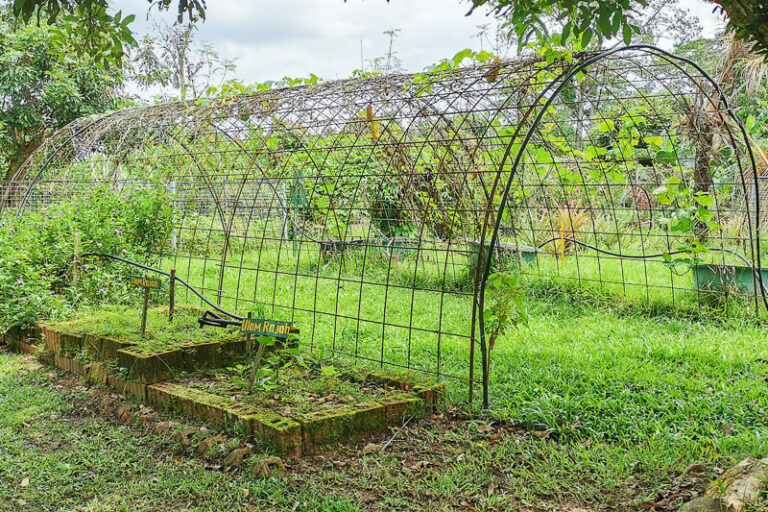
[{"left": 0, "top": 45, "right": 763, "bottom": 404}]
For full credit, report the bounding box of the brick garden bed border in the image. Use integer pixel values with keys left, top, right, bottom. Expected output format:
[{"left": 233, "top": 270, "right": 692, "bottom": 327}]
[{"left": 3, "top": 324, "right": 444, "bottom": 458}]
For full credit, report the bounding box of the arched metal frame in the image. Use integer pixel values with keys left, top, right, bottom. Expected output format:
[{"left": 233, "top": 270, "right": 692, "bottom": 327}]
[
  {"left": 1, "top": 46, "right": 763, "bottom": 406},
  {"left": 479, "top": 45, "right": 765, "bottom": 406}
]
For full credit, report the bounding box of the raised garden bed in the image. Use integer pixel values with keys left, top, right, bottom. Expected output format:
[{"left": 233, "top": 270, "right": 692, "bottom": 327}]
[
  {"left": 47, "top": 305, "right": 239, "bottom": 350},
  {"left": 38, "top": 305, "right": 265, "bottom": 384},
  {"left": 18, "top": 308, "right": 444, "bottom": 458},
  {"left": 152, "top": 363, "right": 442, "bottom": 456}
]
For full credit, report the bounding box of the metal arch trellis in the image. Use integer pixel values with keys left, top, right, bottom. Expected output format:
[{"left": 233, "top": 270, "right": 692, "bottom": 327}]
[
  {"left": 479, "top": 44, "right": 767, "bottom": 406},
  {"left": 0, "top": 45, "right": 765, "bottom": 407}
]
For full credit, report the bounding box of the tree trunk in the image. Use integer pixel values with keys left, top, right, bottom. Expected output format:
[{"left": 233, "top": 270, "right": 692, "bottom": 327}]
[{"left": 3, "top": 139, "right": 41, "bottom": 210}]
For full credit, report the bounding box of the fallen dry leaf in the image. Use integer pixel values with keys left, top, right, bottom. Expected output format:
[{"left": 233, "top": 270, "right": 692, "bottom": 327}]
[
  {"left": 20, "top": 477, "right": 29, "bottom": 488},
  {"left": 406, "top": 461, "right": 432, "bottom": 471},
  {"left": 476, "top": 423, "right": 495, "bottom": 434},
  {"left": 363, "top": 443, "right": 380, "bottom": 455}
]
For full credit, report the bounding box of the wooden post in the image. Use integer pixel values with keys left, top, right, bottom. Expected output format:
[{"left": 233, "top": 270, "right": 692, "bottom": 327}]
[
  {"left": 169, "top": 268, "right": 176, "bottom": 322},
  {"left": 140, "top": 287, "right": 150, "bottom": 338},
  {"left": 245, "top": 312, "right": 252, "bottom": 355},
  {"left": 245, "top": 312, "right": 266, "bottom": 394}
]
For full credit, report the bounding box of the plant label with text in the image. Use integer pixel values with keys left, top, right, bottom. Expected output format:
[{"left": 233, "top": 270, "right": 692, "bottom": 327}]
[
  {"left": 240, "top": 318, "right": 292, "bottom": 338},
  {"left": 130, "top": 276, "right": 162, "bottom": 289}
]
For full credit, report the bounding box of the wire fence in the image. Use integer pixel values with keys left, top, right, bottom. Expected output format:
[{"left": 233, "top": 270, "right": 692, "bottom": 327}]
[{"left": 1, "top": 45, "right": 763, "bottom": 405}]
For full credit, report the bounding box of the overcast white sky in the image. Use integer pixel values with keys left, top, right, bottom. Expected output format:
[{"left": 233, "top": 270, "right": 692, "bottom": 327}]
[{"left": 113, "top": 0, "right": 726, "bottom": 87}]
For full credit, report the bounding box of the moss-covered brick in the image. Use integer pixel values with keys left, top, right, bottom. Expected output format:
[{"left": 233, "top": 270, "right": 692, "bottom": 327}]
[
  {"left": 83, "top": 335, "right": 103, "bottom": 359},
  {"left": 181, "top": 342, "right": 222, "bottom": 371},
  {"left": 377, "top": 393, "right": 427, "bottom": 425},
  {"left": 87, "top": 361, "right": 109, "bottom": 385},
  {"left": 298, "top": 402, "right": 385, "bottom": 453},
  {"left": 116, "top": 347, "right": 183, "bottom": 384},
  {"left": 220, "top": 338, "right": 247, "bottom": 366},
  {"left": 69, "top": 358, "right": 89, "bottom": 376},
  {"left": 350, "top": 402, "right": 386, "bottom": 435},
  {"left": 146, "top": 382, "right": 175, "bottom": 409},
  {"left": 147, "top": 383, "right": 231, "bottom": 423},
  {"left": 43, "top": 327, "right": 62, "bottom": 354},
  {"left": 108, "top": 374, "right": 147, "bottom": 401},
  {"left": 345, "top": 368, "right": 422, "bottom": 392},
  {"left": 243, "top": 412, "right": 302, "bottom": 458},
  {"left": 367, "top": 370, "right": 413, "bottom": 390},
  {"left": 221, "top": 401, "right": 260, "bottom": 434},
  {"left": 100, "top": 337, "right": 136, "bottom": 361},
  {"left": 412, "top": 384, "right": 445, "bottom": 411},
  {"left": 60, "top": 333, "right": 84, "bottom": 356},
  {"left": 38, "top": 347, "right": 54, "bottom": 365},
  {"left": 18, "top": 339, "right": 37, "bottom": 355},
  {"left": 53, "top": 353, "right": 69, "bottom": 372}
]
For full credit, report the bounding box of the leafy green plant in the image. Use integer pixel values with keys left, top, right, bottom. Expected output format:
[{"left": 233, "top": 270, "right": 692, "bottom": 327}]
[
  {"left": 320, "top": 364, "right": 341, "bottom": 379},
  {"left": 245, "top": 335, "right": 277, "bottom": 394},
  {"left": 484, "top": 272, "right": 528, "bottom": 353},
  {"left": 0, "top": 250, "right": 59, "bottom": 331},
  {"left": 480, "top": 271, "right": 529, "bottom": 406},
  {"left": 652, "top": 169, "right": 722, "bottom": 270},
  {"left": 0, "top": 9, "right": 123, "bottom": 179}
]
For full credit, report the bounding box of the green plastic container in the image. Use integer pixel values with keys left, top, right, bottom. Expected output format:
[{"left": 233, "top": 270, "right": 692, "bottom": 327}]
[
  {"left": 467, "top": 241, "right": 538, "bottom": 274},
  {"left": 692, "top": 264, "right": 768, "bottom": 295}
]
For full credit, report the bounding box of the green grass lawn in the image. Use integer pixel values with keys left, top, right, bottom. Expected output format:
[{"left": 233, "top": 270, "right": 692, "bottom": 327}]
[
  {"left": 487, "top": 289, "right": 768, "bottom": 466},
  {"left": 10, "top": 242, "right": 768, "bottom": 510},
  {"left": 4, "top": 285, "right": 768, "bottom": 510},
  {"left": 0, "top": 349, "right": 719, "bottom": 511}
]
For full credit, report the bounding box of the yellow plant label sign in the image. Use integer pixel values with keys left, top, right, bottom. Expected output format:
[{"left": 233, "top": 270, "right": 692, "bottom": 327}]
[
  {"left": 240, "top": 318, "right": 293, "bottom": 338},
  {"left": 130, "top": 276, "right": 162, "bottom": 289}
]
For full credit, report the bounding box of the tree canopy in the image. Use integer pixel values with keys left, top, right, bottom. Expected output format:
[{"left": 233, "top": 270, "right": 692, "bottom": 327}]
[
  {"left": 468, "top": 0, "right": 768, "bottom": 56},
  {"left": 10, "top": 0, "right": 768, "bottom": 59},
  {"left": 0, "top": 9, "right": 122, "bottom": 179}
]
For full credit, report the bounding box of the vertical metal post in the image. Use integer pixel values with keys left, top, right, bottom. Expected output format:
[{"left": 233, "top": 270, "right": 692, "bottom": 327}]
[
  {"left": 140, "top": 287, "right": 150, "bottom": 338},
  {"left": 170, "top": 180, "right": 177, "bottom": 251},
  {"left": 169, "top": 268, "right": 176, "bottom": 322}
]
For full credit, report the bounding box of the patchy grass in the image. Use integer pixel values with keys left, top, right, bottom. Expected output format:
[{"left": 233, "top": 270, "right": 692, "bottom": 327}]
[
  {"left": 0, "top": 348, "right": 732, "bottom": 511},
  {"left": 7, "top": 257, "right": 768, "bottom": 510},
  {"left": 48, "top": 304, "right": 239, "bottom": 351}
]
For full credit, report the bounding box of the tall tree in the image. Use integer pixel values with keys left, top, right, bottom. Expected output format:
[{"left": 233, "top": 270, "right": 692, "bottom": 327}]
[
  {"left": 130, "top": 20, "right": 236, "bottom": 101},
  {"left": 0, "top": 10, "right": 122, "bottom": 179}
]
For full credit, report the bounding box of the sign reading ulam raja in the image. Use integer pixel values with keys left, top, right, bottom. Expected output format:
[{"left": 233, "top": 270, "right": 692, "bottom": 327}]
[
  {"left": 240, "top": 318, "right": 293, "bottom": 338},
  {"left": 130, "top": 276, "right": 162, "bottom": 289}
]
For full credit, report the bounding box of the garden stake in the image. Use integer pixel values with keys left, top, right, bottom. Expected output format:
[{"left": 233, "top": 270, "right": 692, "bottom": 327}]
[
  {"left": 169, "top": 268, "right": 176, "bottom": 322},
  {"left": 140, "top": 286, "right": 150, "bottom": 338},
  {"left": 247, "top": 342, "right": 265, "bottom": 394}
]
